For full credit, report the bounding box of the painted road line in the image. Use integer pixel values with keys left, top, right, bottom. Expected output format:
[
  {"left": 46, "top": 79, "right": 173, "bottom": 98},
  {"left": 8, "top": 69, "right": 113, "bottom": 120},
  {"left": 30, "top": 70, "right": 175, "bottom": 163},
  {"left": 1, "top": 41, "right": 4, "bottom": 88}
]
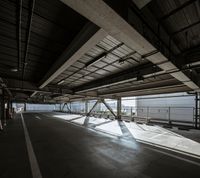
[{"left": 21, "top": 113, "right": 42, "bottom": 178}]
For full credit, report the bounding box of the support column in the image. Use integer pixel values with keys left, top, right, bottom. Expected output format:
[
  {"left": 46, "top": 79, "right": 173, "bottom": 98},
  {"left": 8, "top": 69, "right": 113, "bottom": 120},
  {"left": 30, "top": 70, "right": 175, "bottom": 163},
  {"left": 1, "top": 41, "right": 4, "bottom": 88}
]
[
  {"left": 1, "top": 89, "right": 5, "bottom": 126},
  {"left": 117, "top": 97, "right": 122, "bottom": 120},
  {"left": 168, "top": 107, "right": 171, "bottom": 125},
  {"left": 85, "top": 100, "right": 88, "bottom": 115},
  {"left": 69, "top": 102, "right": 72, "bottom": 112},
  {"left": 195, "top": 92, "right": 200, "bottom": 129},
  {"left": 0, "top": 91, "right": 3, "bottom": 130},
  {"left": 24, "top": 103, "right": 26, "bottom": 112},
  {"left": 6, "top": 99, "right": 11, "bottom": 120}
]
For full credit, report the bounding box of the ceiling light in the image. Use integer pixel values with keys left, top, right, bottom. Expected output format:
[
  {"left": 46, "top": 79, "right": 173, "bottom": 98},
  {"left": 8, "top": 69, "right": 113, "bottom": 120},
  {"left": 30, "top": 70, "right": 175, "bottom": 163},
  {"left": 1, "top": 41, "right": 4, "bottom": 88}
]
[
  {"left": 10, "top": 68, "right": 18, "bottom": 72},
  {"left": 57, "top": 80, "right": 65, "bottom": 85}
]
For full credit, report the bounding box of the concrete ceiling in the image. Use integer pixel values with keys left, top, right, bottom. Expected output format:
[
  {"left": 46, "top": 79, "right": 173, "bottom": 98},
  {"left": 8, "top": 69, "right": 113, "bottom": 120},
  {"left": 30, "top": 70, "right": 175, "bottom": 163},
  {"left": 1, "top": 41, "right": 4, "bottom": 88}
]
[{"left": 0, "top": 0, "right": 200, "bottom": 103}]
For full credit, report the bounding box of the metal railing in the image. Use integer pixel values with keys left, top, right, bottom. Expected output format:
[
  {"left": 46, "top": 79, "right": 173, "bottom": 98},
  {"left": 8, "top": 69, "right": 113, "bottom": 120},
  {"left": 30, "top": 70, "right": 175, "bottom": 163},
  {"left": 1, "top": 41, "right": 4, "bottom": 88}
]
[{"left": 121, "top": 106, "right": 196, "bottom": 126}]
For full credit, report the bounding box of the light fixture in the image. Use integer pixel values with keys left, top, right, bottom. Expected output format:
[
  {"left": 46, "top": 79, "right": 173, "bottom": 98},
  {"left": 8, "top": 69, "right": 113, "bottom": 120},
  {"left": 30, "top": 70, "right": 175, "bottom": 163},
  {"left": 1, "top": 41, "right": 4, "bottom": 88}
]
[
  {"left": 57, "top": 80, "right": 65, "bottom": 85},
  {"left": 10, "top": 68, "right": 18, "bottom": 72}
]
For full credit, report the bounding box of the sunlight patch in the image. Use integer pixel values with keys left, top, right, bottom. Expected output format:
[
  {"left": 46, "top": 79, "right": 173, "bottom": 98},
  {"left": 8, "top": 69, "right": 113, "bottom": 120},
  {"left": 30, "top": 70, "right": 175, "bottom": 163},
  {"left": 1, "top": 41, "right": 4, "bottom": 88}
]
[
  {"left": 71, "top": 117, "right": 86, "bottom": 125},
  {"left": 95, "top": 120, "right": 123, "bottom": 136},
  {"left": 52, "top": 114, "right": 81, "bottom": 121},
  {"left": 88, "top": 117, "right": 111, "bottom": 125},
  {"left": 124, "top": 121, "right": 200, "bottom": 158}
]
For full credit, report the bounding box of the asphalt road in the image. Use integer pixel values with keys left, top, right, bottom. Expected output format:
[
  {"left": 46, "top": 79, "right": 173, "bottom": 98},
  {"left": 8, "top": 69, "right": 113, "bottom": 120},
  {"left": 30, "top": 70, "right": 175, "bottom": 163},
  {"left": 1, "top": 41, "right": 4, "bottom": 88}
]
[{"left": 1, "top": 112, "right": 200, "bottom": 178}]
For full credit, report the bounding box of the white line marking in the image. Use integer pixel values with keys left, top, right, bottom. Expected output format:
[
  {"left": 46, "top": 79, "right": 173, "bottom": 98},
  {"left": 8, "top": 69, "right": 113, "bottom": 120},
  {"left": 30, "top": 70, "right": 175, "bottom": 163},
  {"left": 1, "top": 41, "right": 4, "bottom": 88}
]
[
  {"left": 21, "top": 113, "right": 43, "bottom": 178},
  {"left": 35, "top": 116, "right": 41, "bottom": 120}
]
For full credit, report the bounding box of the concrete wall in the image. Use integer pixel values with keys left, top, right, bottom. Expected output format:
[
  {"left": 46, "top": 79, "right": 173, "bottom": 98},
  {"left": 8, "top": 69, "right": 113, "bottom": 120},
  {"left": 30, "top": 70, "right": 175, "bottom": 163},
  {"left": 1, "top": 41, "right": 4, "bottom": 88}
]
[{"left": 136, "top": 92, "right": 195, "bottom": 122}]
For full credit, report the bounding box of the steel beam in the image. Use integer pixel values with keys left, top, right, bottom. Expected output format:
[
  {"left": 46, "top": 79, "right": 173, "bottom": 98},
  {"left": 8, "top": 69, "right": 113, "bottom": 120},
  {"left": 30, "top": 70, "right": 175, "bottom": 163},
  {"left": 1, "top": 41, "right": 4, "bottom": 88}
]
[
  {"left": 87, "top": 100, "right": 99, "bottom": 116},
  {"left": 62, "top": 103, "right": 66, "bottom": 111},
  {"left": 65, "top": 103, "right": 72, "bottom": 113},
  {"left": 61, "top": 0, "right": 199, "bottom": 92},
  {"left": 101, "top": 99, "right": 117, "bottom": 119}
]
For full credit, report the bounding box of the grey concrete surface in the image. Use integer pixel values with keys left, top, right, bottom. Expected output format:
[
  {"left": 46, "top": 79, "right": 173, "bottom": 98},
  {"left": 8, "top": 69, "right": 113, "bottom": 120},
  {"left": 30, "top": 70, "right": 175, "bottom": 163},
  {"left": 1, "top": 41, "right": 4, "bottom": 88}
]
[{"left": 1, "top": 112, "right": 200, "bottom": 178}]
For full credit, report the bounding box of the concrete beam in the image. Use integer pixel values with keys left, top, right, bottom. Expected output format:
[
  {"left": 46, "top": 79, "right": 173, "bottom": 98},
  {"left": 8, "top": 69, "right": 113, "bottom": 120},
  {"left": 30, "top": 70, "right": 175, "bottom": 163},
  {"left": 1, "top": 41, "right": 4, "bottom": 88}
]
[
  {"left": 87, "top": 100, "right": 99, "bottom": 116},
  {"left": 61, "top": 0, "right": 199, "bottom": 91},
  {"left": 39, "top": 22, "right": 107, "bottom": 89},
  {"left": 74, "top": 63, "right": 161, "bottom": 93},
  {"left": 98, "top": 77, "right": 179, "bottom": 96},
  {"left": 117, "top": 97, "right": 122, "bottom": 120},
  {"left": 3, "top": 78, "right": 73, "bottom": 95},
  {"left": 100, "top": 84, "right": 190, "bottom": 98}
]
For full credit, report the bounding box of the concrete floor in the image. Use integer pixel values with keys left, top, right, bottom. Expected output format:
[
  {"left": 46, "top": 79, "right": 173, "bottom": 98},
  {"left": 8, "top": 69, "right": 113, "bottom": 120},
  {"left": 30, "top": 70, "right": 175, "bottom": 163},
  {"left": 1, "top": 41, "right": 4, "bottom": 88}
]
[{"left": 1, "top": 112, "right": 200, "bottom": 178}]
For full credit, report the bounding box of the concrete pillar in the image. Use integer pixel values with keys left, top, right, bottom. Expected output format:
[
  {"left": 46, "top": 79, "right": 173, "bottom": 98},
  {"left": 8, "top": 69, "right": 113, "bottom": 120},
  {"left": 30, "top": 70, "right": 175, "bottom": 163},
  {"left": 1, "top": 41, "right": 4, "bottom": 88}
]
[
  {"left": 1, "top": 89, "right": 6, "bottom": 126},
  {"left": 60, "top": 103, "right": 62, "bottom": 111},
  {"left": 195, "top": 92, "right": 200, "bottom": 129},
  {"left": 6, "top": 100, "right": 11, "bottom": 120},
  {"left": 117, "top": 97, "right": 122, "bottom": 120},
  {"left": 168, "top": 107, "right": 171, "bottom": 125},
  {"left": 24, "top": 103, "right": 26, "bottom": 112},
  {"left": 85, "top": 100, "right": 88, "bottom": 115},
  {"left": 69, "top": 102, "right": 72, "bottom": 111}
]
